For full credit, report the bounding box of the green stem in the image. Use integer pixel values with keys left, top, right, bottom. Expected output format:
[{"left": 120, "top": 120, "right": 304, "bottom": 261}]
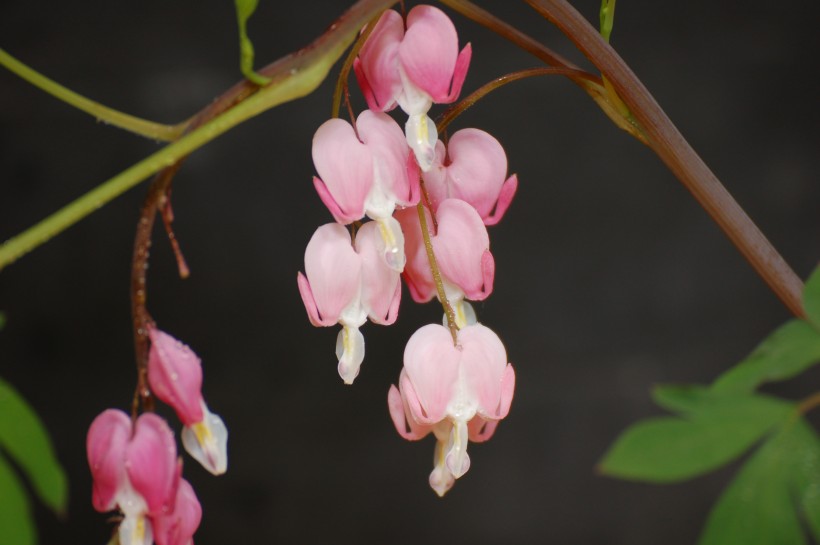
[
  {"left": 0, "top": 48, "right": 186, "bottom": 142},
  {"left": 0, "top": 0, "right": 399, "bottom": 271}
]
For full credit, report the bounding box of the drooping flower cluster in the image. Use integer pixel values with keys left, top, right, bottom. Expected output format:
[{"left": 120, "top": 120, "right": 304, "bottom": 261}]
[
  {"left": 299, "top": 5, "right": 518, "bottom": 496},
  {"left": 87, "top": 328, "right": 227, "bottom": 544}
]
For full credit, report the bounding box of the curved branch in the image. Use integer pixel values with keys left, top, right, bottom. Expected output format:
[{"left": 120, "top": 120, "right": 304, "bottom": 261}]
[
  {"left": 0, "top": 0, "right": 399, "bottom": 271},
  {"left": 524, "top": 0, "right": 804, "bottom": 317},
  {"left": 0, "top": 48, "right": 188, "bottom": 142}
]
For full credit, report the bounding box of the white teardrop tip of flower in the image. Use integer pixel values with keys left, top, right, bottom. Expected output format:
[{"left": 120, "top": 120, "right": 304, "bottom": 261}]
[
  {"left": 376, "top": 216, "right": 406, "bottom": 272},
  {"left": 445, "top": 419, "right": 471, "bottom": 479},
  {"left": 405, "top": 113, "right": 438, "bottom": 172},
  {"left": 182, "top": 403, "right": 228, "bottom": 476},
  {"left": 336, "top": 326, "right": 365, "bottom": 384},
  {"left": 429, "top": 438, "right": 455, "bottom": 497}
]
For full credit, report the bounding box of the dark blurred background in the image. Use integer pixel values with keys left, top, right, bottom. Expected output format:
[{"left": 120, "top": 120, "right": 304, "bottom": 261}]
[{"left": 1, "top": 1, "right": 819, "bottom": 544}]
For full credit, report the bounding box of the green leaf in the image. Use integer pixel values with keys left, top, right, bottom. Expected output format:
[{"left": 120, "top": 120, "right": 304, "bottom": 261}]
[
  {"left": 0, "top": 453, "right": 36, "bottom": 545},
  {"left": 789, "top": 421, "right": 820, "bottom": 541},
  {"left": 235, "top": 0, "right": 272, "bottom": 86},
  {"left": 599, "top": 0, "right": 616, "bottom": 42},
  {"left": 803, "top": 266, "right": 820, "bottom": 330},
  {"left": 651, "top": 384, "right": 712, "bottom": 414},
  {"left": 711, "top": 320, "right": 820, "bottom": 395},
  {"left": 0, "top": 378, "right": 67, "bottom": 514},
  {"left": 0, "top": 311, "right": 5, "bottom": 331},
  {"left": 599, "top": 393, "right": 792, "bottom": 483},
  {"left": 699, "top": 419, "right": 818, "bottom": 545}
]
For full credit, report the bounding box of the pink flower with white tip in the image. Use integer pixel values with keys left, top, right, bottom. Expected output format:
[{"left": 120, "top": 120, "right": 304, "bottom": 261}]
[
  {"left": 148, "top": 327, "right": 228, "bottom": 476},
  {"left": 423, "top": 128, "right": 518, "bottom": 226},
  {"left": 297, "top": 221, "right": 401, "bottom": 383},
  {"left": 395, "top": 198, "right": 494, "bottom": 326},
  {"left": 354, "top": 5, "right": 472, "bottom": 170},
  {"left": 312, "top": 110, "right": 419, "bottom": 271},
  {"left": 87, "top": 409, "right": 188, "bottom": 545},
  {"left": 388, "top": 323, "right": 515, "bottom": 496}
]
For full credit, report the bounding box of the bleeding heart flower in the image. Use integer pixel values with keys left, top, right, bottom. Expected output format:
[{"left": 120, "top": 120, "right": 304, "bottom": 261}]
[
  {"left": 354, "top": 5, "right": 472, "bottom": 170},
  {"left": 312, "top": 110, "right": 419, "bottom": 270},
  {"left": 87, "top": 410, "right": 182, "bottom": 545},
  {"left": 298, "top": 222, "right": 401, "bottom": 383},
  {"left": 387, "top": 323, "right": 515, "bottom": 496},
  {"left": 423, "top": 128, "right": 518, "bottom": 226},
  {"left": 147, "top": 327, "right": 228, "bottom": 476},
  {"left": 395, "top": 199, "right": 494, "bottom": 318}
]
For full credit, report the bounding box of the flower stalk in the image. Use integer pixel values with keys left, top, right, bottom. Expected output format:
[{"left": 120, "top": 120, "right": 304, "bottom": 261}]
[
  {"left": 0, "top": 0, "right": 400, "bottom": 272},
  {"left": 417, "top": 203, "right": 459, "bottom": 343},
  {"left": 0, "top": 48, "right": 187, "bottom": 142}
]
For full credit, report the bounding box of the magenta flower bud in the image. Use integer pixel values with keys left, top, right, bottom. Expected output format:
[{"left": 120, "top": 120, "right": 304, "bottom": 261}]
[
  {"left": 87, "top": 409, "right": 131, "bottom": 513},
  {"left": 126, "top": 413, "right": 181, "bottom": 516},
  {"left": 147, "top": 328, "right": 228, "bottom": 476},
  {"left": 151, "top": 479, "right": 202, "bottom": 545},
  {"left": 148, "top": 329, "right": 203, "bottom": 426},
  {"left": 87, "top": 410, "right": 183, "bottom": 545}
]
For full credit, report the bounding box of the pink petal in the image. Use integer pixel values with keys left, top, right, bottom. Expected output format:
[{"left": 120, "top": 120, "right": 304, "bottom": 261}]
[
  {"left": 443, "top": 43, "right": 472, "bottom": 103},
  {"left": 388, "top": 380, "right": 432, "bottom": 440},
  {"left": 147, "top": 328, "right": 204, "bottom": 426},
  {"left": 496, "top": 364, "right": 516, "bottom": 419},
  {"left": 312, "top": 119, "right": 373, "bottom": 221},
  {"left": 483, "top": 174, "right": 518, "bottom": 226},
  {"left": 302, "top": 224, "right": 362, "bottom": 325},
  {"left": 355, "top": 222, "right": 402, "bottom": 324},
  {"left": 125, "top": 414, "right": 180, "bottom": 517},
  {"left": 433, "top": 199, "right": 493, "bottom": 300},
  {"left": 402, "top": 324, "right": 460, "bottom": 424},
  {"left": 441, "top": 129, "right": 509, "bottom": 220},
  {"left": 87, "top": 409, "right": 131, "bottom": 512},
  {"left": 297, "top": 272, "right": 333, "bottom": 327},
  {"left": 399, "top": 6, "right": 462, "bottom": 103},
  {"left": 467, "top": 417, "right": 499, "bottom": 443},
  {"left": 356, "top": 111, "right": 414, "bottom": 210},
  {"left": 394, "top": 206, "right": 436, "bottom": 302},
  {"left": 354, "top": 9, "right": 404, "bottom": 111},
  {"left": 151, "top": 479, "right": 202, "bottom": 545},
  {"left": 458, "top": 324, "right": 510, "bottom": 417},
  {"left": 477, "top": 249, "right": 496, "bottom": 301},
  {"left": 313, "top": 177, "right": 355, "bottom": 224}
]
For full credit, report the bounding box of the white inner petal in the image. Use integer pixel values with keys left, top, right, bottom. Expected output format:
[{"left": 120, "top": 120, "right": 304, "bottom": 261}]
[
  {"left": 336, "top": 325, "right": 365, "bottom": 384},
  {"left": 405, "top": 113, "right": 438, "bottom": 172},
  {"left": 182, "top": 401, "right": 229, "bottom": 476}
]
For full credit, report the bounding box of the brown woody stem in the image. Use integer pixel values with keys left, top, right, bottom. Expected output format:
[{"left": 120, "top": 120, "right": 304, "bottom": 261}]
[
  {"left": 437, "top": 66, "right": 598, "bottom": 133},
  {"left": 522, "top": 0, "right": 804, "bottom": 317}
]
